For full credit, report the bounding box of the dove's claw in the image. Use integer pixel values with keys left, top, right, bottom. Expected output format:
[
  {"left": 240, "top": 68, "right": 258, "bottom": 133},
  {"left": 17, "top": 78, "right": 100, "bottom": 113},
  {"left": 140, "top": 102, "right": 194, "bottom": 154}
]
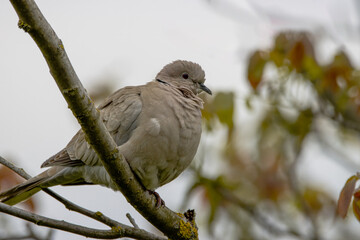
[{"left": 148, "top": 190, "right": 165, "bottom": 208}]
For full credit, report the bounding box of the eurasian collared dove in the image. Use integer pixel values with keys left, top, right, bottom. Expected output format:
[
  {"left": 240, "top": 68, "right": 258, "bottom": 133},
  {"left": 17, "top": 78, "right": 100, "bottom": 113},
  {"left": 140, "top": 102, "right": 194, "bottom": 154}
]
[{"left": 0, "top": 60, "right": 211, "bottom": 206}]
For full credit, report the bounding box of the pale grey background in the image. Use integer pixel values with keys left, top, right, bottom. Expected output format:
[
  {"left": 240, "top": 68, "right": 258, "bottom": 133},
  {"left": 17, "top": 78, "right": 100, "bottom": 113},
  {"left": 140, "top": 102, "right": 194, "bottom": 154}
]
[{"left": 1, "top": 0, "right": 360, "bottom": 239}]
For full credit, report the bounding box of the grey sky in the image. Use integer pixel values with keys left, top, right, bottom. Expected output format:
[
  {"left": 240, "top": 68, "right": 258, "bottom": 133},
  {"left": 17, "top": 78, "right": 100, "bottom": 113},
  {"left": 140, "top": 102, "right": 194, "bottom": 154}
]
[{"left": 1, "top": 0, "right": 360, "bottom": 239}]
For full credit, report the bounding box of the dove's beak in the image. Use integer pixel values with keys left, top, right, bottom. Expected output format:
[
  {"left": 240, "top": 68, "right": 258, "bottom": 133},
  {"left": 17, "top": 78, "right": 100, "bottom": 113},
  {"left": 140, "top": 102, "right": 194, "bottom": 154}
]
[{"left": 200, "top": 83, "right": 212, "bottom": 95}]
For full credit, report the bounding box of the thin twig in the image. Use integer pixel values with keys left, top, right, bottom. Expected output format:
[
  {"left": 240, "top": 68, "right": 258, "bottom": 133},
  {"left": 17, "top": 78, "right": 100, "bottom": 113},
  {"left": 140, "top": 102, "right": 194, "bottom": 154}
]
[
  {"left": 126, "top": 213, "right": 139, "bottom": 229},
  {"left": 0, "top": 156, "right": 31, "bottom": 179}
]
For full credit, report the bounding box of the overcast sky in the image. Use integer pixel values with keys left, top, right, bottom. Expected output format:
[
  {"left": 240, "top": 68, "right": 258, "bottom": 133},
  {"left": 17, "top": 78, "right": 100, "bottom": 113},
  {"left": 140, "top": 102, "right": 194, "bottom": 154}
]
[{"left": 1, "top": 0, "right": 360, "bottom": 239}]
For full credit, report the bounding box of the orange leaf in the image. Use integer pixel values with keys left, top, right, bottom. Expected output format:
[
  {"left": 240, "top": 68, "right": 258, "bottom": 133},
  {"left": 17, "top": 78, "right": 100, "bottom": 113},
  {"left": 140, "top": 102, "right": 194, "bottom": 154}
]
[
  {"left": 288, "top": 41, "right": 305, "bottom": 71},
  {"left": 337, "top": 175, "right": 358, "bottom": 218}
]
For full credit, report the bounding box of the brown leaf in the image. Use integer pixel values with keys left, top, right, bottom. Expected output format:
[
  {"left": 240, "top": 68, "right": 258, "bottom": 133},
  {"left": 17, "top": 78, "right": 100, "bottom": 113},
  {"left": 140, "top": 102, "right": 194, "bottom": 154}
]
[
  {"left": 337, "top": 175, "right": 358, "bottom": 218},
  {"left": 288, "top": 41, "right": 305, "bottom": 71}
]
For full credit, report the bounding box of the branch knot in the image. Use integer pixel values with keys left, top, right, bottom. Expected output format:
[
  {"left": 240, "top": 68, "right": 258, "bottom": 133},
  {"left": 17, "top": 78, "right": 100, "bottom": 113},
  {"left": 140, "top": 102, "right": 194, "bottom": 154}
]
[{"left": 18, "top": 20, "right": 31, "bottom": 32}]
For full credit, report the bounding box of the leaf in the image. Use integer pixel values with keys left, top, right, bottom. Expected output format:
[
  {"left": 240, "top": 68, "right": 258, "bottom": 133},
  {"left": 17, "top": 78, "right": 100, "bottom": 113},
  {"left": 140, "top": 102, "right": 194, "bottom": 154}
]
[
  {"left": 247, "top": 50, "right": 268, "bottom": 89},
  {"left": 270, "top": 31, "right": 314, "bottom": 69},
  {"left": 269, "top": 50, "right": 285, "bottom": 67},
  {"left": 337, "top": 175, "right": 358, "bottom": 218},
  {"left": 288, "top": 41, "right": 305, "bottom": 71},
  {"left": 303, "top": 56, "right": 322, "bottom": 81},
  {"left": 333, "top": 51, "right": 353, "bottom": 70},
  {"left": 213, "top": 92, "right": 235, "bottom": 130},
  {"left": 323, "top": 51, "right": 354, "bottom": 92}
]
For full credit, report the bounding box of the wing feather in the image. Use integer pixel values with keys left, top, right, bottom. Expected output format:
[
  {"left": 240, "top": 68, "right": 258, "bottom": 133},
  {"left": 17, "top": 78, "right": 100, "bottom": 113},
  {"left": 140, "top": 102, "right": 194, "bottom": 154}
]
[{"left": 41, "top": 86, "right": 143, "bottom": 167}]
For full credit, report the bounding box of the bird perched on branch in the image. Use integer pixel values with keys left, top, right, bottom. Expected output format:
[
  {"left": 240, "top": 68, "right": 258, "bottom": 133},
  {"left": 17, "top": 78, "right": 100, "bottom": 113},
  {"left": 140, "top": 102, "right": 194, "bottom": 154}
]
[{"left": 0, "top": 60, "right": 211, "bottom": 206}]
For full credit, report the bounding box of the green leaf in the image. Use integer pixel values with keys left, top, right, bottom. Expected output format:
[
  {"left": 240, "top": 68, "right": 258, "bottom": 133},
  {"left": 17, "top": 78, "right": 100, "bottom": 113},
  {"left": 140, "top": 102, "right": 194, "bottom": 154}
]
[
  {"left": 303, "top": 55, "right": 322, "bottom": 81},
  {"left": 213, "top": 92, "right": 235, "bottom": 131},
  {"left": 247, "top": 50, "right": 268, "bottom": 89}
]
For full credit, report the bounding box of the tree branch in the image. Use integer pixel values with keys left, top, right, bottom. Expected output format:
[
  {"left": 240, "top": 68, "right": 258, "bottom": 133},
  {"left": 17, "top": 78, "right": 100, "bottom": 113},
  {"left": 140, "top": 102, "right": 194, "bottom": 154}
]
[
  {"left": 126, "top": 213, "right": 139, "bottom": 229},
  {"left": 0, "top": 156, "right": 120, "bottom": 228},
  {"left": 0, "top": 202, "right": 166, "bottom": 240},
  {"left": 0, "top": 156, "right": 167, "bottom": 240},
  {"left": 8, "top": 0, "right": 197, "bottom": 239}
]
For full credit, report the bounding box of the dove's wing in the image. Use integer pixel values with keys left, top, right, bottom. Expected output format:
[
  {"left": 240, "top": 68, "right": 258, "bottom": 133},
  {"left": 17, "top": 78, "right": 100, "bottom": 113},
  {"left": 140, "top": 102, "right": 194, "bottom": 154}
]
[{"left": 41, "top": 86, "right": 143, "bottom": 168}]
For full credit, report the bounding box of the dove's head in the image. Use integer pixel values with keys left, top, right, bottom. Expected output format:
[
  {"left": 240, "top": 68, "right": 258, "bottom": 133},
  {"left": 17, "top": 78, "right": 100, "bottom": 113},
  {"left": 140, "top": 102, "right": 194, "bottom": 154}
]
[{"left": 156, "top": 60, "right": 212, "bottom": 95}]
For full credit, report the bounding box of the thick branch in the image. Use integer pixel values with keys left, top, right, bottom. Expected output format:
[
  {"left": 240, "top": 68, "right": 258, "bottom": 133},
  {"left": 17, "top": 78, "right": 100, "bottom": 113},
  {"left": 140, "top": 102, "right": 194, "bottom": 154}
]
[{"left": 9, "top": 0, "right": 196, "bottom": 239}]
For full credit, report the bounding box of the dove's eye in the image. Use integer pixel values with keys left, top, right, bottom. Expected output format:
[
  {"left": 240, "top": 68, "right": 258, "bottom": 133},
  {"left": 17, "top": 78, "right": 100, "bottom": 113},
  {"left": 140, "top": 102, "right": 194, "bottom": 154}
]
[{"left": 182, "top": 73, "right": 189, "bottom": 79}]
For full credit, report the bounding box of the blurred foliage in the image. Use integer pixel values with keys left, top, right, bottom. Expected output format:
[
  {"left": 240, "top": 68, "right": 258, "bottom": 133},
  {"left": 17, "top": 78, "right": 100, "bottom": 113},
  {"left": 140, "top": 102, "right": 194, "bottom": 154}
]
[
  {"left": 185, "top": 31, "right": 360, "bottom": 239},
  {"left": 202, "top": 92, "right": 235, "bottom": 140}
]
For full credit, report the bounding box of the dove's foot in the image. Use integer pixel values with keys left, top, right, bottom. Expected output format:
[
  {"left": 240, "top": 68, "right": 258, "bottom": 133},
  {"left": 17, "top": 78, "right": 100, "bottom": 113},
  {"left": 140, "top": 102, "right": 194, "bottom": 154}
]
[{"left": 148, "top": 190, "right": 165, "bottom": 208}]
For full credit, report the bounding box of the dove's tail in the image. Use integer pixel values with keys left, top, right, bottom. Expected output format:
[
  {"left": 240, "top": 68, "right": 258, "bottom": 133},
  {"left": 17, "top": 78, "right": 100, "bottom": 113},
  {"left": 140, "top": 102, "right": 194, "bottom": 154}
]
[
  {"left": 0, "top": 173, "right": 47, "bottom": 206},
  {"left": 0, "top": 166, "right": 84, "bottom": 206}
]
